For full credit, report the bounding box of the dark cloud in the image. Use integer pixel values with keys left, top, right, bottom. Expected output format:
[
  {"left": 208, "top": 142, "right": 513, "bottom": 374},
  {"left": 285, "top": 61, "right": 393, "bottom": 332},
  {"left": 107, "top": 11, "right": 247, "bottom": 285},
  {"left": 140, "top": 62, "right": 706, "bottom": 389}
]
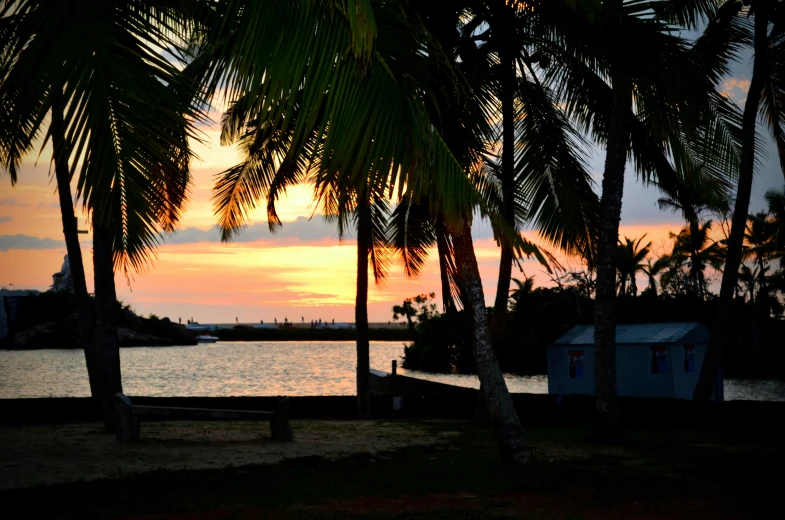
[
  {"left": 164, "top": 216, "right": 351, "bottom": 245},
  {"left": 0, "top": 216, "right": 11, "bottom": 224},
  {"left": 0, "top": 234, "right": 65, "bottom": 251},
  {"left": 0, "top": 197, "right": 28, "bottom": 207}
]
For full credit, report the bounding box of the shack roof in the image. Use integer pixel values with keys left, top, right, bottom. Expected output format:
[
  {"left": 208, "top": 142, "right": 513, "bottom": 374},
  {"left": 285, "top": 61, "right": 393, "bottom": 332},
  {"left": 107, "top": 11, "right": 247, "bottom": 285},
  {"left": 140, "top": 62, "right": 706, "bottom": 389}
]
[{"left": 552, "top": 322, "right": 709, "bottom": 346}]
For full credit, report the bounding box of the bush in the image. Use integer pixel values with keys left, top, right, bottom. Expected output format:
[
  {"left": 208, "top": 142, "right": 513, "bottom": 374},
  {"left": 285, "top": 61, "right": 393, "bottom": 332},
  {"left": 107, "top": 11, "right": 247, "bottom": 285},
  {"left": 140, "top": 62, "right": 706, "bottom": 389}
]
[{"left": 401, "top": 311, "right": 474, "bottom": 373}]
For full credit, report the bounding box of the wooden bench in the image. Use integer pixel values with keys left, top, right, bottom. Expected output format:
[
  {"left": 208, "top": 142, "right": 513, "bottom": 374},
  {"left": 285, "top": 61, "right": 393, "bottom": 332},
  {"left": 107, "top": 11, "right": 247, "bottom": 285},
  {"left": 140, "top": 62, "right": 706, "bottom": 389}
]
[{"left": 114, "top": 393, "right": 294, "bottom": 442}]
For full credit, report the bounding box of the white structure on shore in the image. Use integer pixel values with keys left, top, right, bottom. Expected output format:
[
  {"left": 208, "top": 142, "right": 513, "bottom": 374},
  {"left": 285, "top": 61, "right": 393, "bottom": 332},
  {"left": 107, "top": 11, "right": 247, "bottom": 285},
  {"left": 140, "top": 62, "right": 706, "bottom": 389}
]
[{"left": 51, "top": 255, "right": 73, "bottom": 292}]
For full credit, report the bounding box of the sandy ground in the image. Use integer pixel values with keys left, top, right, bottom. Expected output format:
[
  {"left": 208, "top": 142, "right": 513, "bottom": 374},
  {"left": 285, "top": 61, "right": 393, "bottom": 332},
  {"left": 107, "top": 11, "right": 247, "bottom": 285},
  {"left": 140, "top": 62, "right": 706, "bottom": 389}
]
[{"left": 0, "top": 420, "right": 441, "bottom": 490}]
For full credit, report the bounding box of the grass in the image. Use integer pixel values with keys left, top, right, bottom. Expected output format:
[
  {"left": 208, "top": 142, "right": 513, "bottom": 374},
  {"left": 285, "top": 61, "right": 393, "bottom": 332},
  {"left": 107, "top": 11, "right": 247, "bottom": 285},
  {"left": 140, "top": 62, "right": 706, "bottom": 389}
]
[{"left": 2, "top": 420, "right": 783, "bottom": 519}]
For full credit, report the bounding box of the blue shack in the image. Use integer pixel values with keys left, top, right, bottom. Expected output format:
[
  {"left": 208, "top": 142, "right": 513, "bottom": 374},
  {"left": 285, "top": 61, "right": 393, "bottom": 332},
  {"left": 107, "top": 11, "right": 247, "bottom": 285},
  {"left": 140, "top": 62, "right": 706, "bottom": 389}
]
[{"left": 547, "top": 322, "right": 722, "bottom": 400}]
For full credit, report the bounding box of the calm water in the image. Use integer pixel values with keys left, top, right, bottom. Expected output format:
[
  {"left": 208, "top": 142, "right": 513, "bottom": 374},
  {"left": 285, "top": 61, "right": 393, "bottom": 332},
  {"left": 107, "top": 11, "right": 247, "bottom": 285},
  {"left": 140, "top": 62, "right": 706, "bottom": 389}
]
[{"left": 0, "top": 341, "right": 783, "bottom": 401}]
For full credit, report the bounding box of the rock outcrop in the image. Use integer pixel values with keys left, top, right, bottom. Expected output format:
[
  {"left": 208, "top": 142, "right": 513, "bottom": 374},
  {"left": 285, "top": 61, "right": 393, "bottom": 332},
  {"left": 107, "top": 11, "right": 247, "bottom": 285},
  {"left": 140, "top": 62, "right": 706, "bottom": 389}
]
[
  {"left": 117, "top": 311, "right": 197, "bottom": 346},
  {"left": 3, "top": 292, "right": 196, "bottom": 349},
  {"left": 13, "top": 321, "right": 81, "bottom": 350}
]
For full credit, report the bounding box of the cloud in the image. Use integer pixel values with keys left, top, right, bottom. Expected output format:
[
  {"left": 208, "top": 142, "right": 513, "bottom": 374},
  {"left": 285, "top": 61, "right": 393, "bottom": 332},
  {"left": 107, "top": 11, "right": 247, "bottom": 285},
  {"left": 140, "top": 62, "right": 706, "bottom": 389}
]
[
  {"left": 722, "top": 78, "right": 751, "bottom": 104},
  {"left": 0, "top": 197, "right": 29, "bottom": 207},
  {"left": 0, "top": 234, "right": 66, "bottom": 251},
  {"left": 0, "top": 216, "right": 11, "bottom": 224},
  {"left": 723, "top": 78, "right": 751, "bottom": 91},
  {"left": 164, "top": 216, "right": 350, "bottom": 245}
]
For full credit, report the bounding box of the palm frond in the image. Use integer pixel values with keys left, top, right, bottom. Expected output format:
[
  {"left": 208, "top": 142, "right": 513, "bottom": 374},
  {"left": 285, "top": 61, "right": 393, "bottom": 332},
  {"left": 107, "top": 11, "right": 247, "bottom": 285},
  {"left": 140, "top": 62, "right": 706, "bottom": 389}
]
[
  {"left": 760, "top": 24, "right": 785, "bottom": 176},
  {"left": 513, "top": 74, "right": 599, "bottom": 256},
  {"left": 388, "top": 197, "right": 437, "bottom": 279},
  {"left": 367, "top": 198, "right": 393, "bottom": 285},
  {"left": 196, "top": 0, "right": 477, "bottom": 223},
  {"left": 0, "top": 0, "right": 201, "bottom": 276}
]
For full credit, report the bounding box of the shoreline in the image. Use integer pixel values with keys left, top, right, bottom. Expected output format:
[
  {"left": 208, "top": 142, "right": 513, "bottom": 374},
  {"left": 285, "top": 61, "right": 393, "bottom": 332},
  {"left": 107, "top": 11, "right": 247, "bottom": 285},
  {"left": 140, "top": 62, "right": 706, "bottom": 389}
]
[{"left": 0, "top": 327, "right": 415, "bottom": 351}]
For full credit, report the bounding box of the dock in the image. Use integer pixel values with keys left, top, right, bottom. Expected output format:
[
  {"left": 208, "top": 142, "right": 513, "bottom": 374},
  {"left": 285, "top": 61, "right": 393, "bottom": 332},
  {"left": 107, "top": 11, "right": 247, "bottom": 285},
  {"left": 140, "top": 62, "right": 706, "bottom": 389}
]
[{"left": 369, "top": 368, "right": 476, "bottom": 397}]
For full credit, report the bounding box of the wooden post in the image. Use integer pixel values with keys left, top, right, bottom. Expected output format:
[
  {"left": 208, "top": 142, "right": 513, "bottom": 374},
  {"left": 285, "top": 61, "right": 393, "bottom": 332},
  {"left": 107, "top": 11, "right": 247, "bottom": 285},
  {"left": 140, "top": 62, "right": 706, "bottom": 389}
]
[
  {"left": 392, "top": 359, "right": 397, "bottom": 376},
  {"left": 270, "top": 397, "right": 294, "bottom": 441}
]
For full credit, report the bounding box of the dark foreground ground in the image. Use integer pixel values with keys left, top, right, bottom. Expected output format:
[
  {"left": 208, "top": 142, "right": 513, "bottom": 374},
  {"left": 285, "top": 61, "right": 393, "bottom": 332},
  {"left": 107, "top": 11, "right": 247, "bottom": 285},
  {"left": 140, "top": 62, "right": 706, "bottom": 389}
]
[{"left": 1, "top": 419, "right": 783, "bottom": 519}]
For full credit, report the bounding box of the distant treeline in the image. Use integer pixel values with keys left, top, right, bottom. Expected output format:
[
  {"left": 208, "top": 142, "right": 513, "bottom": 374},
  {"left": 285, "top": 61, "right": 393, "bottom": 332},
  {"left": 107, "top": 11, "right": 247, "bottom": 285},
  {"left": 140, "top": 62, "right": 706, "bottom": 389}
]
[
  {"left": 0, "top": 291, "right": 415, "bottom": 349},
  {"left": 402, "top": 288, "right": 785, "bottom": 379},
  {"left": 214, "top": 327, "right": 413, "bottom": 342}
]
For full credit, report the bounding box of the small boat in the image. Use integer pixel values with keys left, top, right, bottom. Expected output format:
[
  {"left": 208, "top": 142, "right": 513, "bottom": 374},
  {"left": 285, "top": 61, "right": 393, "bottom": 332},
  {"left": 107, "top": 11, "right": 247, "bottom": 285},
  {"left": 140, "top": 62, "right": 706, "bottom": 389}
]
[{"left": 196, "top": 335, "right": 219, "bottom": 344}]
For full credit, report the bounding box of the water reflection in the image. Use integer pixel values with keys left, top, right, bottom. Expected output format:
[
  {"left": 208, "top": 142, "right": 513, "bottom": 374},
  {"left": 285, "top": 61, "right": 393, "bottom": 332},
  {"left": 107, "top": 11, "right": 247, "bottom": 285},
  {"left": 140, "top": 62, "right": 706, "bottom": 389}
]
[{"left": 0, "top": 341, "right": 783, "bottom": 401}]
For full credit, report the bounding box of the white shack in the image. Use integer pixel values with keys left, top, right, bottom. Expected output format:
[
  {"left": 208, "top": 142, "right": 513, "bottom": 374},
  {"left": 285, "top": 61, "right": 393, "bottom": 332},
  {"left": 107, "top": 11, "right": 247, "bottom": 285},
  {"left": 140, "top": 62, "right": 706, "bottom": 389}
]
[{"left": 547, "top": 322, "right": 722, "bottom": 400}]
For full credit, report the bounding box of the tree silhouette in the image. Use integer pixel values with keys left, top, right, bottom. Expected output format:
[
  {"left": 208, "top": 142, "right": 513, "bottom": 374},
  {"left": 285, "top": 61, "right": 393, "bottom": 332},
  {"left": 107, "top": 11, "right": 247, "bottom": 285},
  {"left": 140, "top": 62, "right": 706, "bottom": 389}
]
[
  {"left": 617, "top": 236, "right": 652, "bottom": 297},
  {"left": 1, "top": 0, "right": 198, "bottom": 430},
  {"left": 695, "top": 0, "right": 785, "bottom": 401},
  {"left": 641, "top": 257, "right": 671, "bottom": 297},
  {"left": 662, "top": 221, "right": 725, "bottom": 299}
]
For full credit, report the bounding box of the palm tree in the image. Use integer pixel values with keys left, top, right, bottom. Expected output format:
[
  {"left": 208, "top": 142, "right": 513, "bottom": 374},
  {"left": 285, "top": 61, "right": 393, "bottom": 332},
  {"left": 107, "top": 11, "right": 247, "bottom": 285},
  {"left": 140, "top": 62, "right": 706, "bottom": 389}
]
[
  {"left": 741, "top": 212, "right": 779, "bottom": 337},
  {"left": 641, "top": 257, "right": 671, "bottom": 297},
  {"left": 658, "top": 165, "right": 733, "bottom": 295},
  {"left": 0, "top": 8, "right": 103, "bottom": 402},
  {"left": 388, "top": 198, "right": 463, "bottom": 314},
  {"left": 662, "top": 221, "right": 725, "bottom": 298},
  {"left": 444, "top": 2, "right": 599, "bottom": 341},
  {"left": 527, "top": 0, "right": 743, "bottom": 435},
  {"left": 616, "top": 236, "right": 652, "bottom": 297},
  {"left": 323, "top": 179, "right": 394, "bottom": 417},
  {"left": 744, "top": 212, "right": 778, "bottom": 296},
  {"left": 50, "top": 101, "right": 102, "bottom": 400},
  {"left": 766, "top": 188, "right": 785, "bottom": 255},
  {"left": 413, "top": 3, "right": 599, "bottom": 443},
  {"left": 200, "top": 1, "right": 537, "bottom": 461},
  {"left": 765, "top": 190, "right": 785, "bottom": 302},
  {"left": 695, "top": 0, "right": 785, "bottom": 401},
  {"left": 352, "top": 196, "right": 392, "bottom": 416},
  {"left": 0, "top": 0, "right": 198, "bottom": 428},
  {"left": 509, "top": 276, "right": 536, "bottom": 312},
  {"left": 738, "top": 264, "right": 759, "bottom": 302}
]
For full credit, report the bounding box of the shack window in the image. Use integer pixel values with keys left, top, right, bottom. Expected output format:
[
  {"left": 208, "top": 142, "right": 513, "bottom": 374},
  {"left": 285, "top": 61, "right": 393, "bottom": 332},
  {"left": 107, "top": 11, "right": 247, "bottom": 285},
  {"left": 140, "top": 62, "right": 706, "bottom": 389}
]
[
  {"left": 568, "top": 350, "right": 584, "bottom": 379},
  {"left": 684, "top": 344, "right": 695, "bottom": 373},
  {"left": 650, "top": 345, "right": 668, "bottom": 374}
]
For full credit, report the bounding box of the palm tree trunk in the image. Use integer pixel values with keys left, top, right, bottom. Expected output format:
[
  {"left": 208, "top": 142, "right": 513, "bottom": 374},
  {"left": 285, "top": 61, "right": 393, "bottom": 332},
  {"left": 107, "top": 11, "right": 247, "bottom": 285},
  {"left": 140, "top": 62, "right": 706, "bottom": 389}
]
[
  {"left": 51, "top": 99, "right": 101, "bottom": 400},
  {"left": 689, "top": 220, "right": 702, "bottom": 298},
  {"left": 593, "top": 70, "right": 631, "bottom": 439},
  {"left": 451, "top": 218, "right": 531, "bottom": 465},
  {"left": 694, "top": 6, "right": 768, "bottom": 401},
  {"left": 404, "top": 306, "right": 416, "bottom": 334},
  {"left": 648, "top": 275, "right": 658, "bottom": 297},
  {"left": 491, "top": 31, "right": 517, "bottom": 344},
  {"left": 355, "top": 202, "right": 372, "bottom": 417},
  {"left": 757, "top": 257, "right": 768, "bottom": 300},
  {"left": 435, "top": 213, "right": 456, "bottom": 314},
  {"left": 92, "top": 220, "right": 123, "bottom": 431}
]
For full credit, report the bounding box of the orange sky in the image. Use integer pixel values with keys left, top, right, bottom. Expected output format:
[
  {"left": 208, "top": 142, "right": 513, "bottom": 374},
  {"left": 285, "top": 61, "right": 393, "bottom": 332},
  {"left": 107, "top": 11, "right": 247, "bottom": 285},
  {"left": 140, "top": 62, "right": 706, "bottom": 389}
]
[
  {"left": 0, "top": 146, "right": 689, "bottom": 324},
  {"left": 1, "top": 77, "right": 782, "bottom": 323}
]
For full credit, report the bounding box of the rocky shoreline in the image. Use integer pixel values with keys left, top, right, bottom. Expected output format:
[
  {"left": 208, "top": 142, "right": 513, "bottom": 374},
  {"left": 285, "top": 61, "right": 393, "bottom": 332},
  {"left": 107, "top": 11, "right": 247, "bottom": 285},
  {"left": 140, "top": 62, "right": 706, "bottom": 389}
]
[
  {"left": 8, "top": 313, "right": 197, "bottom": 349},
  {"left": 1, "top": 291, "right": 196, "bottom": 350}
]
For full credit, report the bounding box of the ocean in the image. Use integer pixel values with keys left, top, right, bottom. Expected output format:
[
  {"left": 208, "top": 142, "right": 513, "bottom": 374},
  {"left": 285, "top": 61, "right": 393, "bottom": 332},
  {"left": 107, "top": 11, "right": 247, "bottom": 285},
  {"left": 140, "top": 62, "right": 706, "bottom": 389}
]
[{"left": 1, "top": 341, "right": 783, "bottom": 401}]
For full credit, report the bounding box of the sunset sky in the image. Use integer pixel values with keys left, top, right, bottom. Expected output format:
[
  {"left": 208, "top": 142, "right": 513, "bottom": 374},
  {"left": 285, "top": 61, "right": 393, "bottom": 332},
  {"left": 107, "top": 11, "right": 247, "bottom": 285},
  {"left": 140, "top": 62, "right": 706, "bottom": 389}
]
[{"left": 1, "top": 59, "right": 782, "bottom": 323}]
